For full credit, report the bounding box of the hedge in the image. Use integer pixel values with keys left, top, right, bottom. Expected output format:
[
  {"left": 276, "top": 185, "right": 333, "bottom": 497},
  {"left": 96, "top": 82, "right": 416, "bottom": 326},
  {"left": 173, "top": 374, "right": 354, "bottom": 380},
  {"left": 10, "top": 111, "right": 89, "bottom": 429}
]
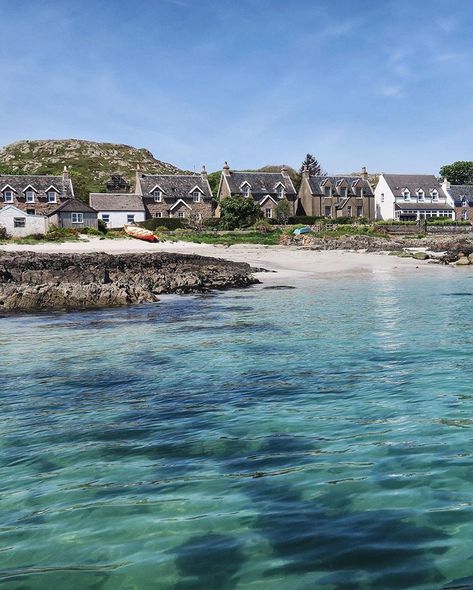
[{"left": 139, "top": 218, "right": 188, "bottom": 231}]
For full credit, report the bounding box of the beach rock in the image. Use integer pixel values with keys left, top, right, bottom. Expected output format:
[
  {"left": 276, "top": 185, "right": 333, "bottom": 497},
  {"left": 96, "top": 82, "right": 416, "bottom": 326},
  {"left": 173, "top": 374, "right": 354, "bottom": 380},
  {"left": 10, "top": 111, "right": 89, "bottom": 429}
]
[
  {"left": 0, "top": 252, "right": 259, "bottom": 312},
  {"left": 455, "top": 257, "right": 471, "bottom": 266},
  {"left": 412, "top": 252, "right": 430, "bottom": 260}
]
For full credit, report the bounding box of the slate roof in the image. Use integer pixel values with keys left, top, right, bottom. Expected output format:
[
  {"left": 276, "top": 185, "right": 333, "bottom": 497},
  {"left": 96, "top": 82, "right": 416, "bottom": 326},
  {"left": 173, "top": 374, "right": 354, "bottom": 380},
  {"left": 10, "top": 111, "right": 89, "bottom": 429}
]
[
  {"left": 138, "top": 174, "right": 212, "bottom": 200},
  {"left": 383, "top": 174, "right": 447, "bottom": 198},
  {"left": 394, "top": 202, "right": 454, "bottom": 211},
  {"left": 89, "top": 193, "right": 145, "bottom": 211},
  {"left": 0, "top": 174, "right": 74, "bottom": 199},
  {"left": 49, "top": 198, "right": 97, "bottom": 215},
  {"left": 307, "top": 176, "right": 373, "bottom": 196},
  {"left": 224, "top": 171, "right": 296, "bottom": 197},
  {"left": 448, "top": 185, "right": 473, "bottom": 207}
]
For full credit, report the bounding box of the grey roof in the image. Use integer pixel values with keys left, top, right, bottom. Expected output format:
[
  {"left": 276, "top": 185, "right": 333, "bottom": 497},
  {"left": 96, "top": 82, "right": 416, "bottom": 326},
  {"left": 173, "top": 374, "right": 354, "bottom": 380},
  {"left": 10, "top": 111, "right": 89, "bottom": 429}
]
[
  {"left": 307, "top": 175, "right": 373, "bottom": 196},
  {"left": 139, "top": 174, "right": 212, "bottom": 200},
  {"left": 224, "top": 171, "right": 296, "bottom": 197},
  {"left": 383, "top": 174, "right": 447, "bottom": 198},
  {"left": 89, "top": 193, "right": 145, "bottom": 211},
  {"left": 49, "top": 198, "right": 97, "bottom": 215},
  {"left": 0, "top": 174, "right": 74, "bottom": 199},
  {"left": 394, "top": 202, "right": 453, "bottom": 211},
  {"left": 448, "top": 185, "right": 473, "bottom": 206}
]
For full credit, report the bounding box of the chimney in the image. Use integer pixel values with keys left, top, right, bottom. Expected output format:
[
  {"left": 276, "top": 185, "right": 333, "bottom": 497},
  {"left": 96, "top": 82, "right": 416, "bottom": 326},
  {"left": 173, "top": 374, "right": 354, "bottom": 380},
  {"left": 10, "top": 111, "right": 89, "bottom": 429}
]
[
  {"left": 281, "top": 164, "right": 288, "bottom": 176},
  {"left": 361, "top": 166, "right": 368, "bottom": 180},
  {"left": 62, "top": 165, "right": 70, "bottom": 182},
  {"left": 201, "top": 164, "right": 208, "bottom": 181},
  {"left": 302, "top": 165, "right": 310, "bottom": 180},
  {"left": 223, "top": 161, "right": 230, "bottom": 175},
  {"left": 135, "top": 163, "right": 142, "bottom": 195},
  {"left": 442, "top": 177, "right": 451, "bottom": 190}
]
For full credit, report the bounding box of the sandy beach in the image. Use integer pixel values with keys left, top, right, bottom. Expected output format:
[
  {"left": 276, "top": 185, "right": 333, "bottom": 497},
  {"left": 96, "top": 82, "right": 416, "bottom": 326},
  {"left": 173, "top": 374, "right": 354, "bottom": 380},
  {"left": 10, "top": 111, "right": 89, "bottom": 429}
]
[{"left": 0, "top": 237, "right": 431, "bottom": 285}]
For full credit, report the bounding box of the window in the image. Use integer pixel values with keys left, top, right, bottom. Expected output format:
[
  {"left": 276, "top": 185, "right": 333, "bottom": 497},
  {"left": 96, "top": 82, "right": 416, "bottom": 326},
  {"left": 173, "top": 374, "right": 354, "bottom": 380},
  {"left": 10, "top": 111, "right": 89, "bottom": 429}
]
[
  {"left": 324, "top": 186, "right": 331, "bottom": 197},
  {"left": 71, "top": 213, "right": 84, "bottom": 224},
  {"left": 47, "top": 191, "right": 57, "bottom": 203},
  {"left": 192, "top": 190, "right": 201, "bottom": 203},
  {"left": 25, "top": 190, "right": 35, "bottom": 203},
  {"left": 340, "top": 187, "right": 347, "bottom": 198},
  {"left": 431, "top": 190, "right": 438, "bottom": 201},
  {"left": 462, "top": 210, "right": 469, "bottom": 220},
  {"left": 417, "top": 189, "right": 425, "bottom": 200},
  {"left": 381, "top": 193, "right": 385, "bottom": 203},
  {"left": 127, "top": 214, "right": 135, "bottom": 223},
  {"left": 4, "top": 191, "right": 13, "bottom": 203},
  {"left": 347, "top": 205, "right": 352, "bottom": 216},
  {"left": 325, "top": 206, "right": 331, "bottom": 217},
  {"left": 241, "top": 184, "right": 251, "bottom": 198},
  {"left": 265, "top": 208, "right": 272, "bottom": 218},
  {"left": 357, "top": 188, "right": 364, "bottom": 198},
  {"left": 178, "top": 211, "right": 185, "bottom": 219},
  {"left": 357, "top": 206, "right": 363, "bottom": 217},
  {"left": 101, "top": 214, "right": 110, "bottom": 224},
  {"left": 153, "top": 191, "right": 162, "bottom": 202},
  {"left": 403, "top": 190, "right": 410, "bottom": 200},
  {"left": 155, "top": 212, "right": 162, "bottom": 218},
  {"left": 277, "top": 185, "right": 285, "bottom": 199},
  {"left": 14, "top": 217, "right": 25, "bottom": 228},
  {"left": 26, "top": 208, "right": 35, "bottom": 215}
]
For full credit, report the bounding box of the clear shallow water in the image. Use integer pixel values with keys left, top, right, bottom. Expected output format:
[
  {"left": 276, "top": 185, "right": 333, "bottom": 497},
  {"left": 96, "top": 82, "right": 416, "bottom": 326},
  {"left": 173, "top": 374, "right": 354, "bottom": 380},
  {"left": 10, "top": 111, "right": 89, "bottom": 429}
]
[{"left": 2, "top": 267, "right": 473, "bottom": 589}]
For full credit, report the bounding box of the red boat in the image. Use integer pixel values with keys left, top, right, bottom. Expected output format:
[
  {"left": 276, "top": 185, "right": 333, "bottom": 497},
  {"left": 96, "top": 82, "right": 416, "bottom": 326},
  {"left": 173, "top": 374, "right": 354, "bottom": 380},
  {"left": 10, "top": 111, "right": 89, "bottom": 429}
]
[{"left": 124, "top": 225, "right": 158, "bottom": 242}]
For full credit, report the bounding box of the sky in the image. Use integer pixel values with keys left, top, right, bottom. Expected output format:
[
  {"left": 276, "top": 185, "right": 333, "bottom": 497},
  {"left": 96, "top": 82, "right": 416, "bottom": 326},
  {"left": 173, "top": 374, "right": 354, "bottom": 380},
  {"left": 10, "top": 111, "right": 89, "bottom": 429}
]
[{"left": 0, "top": 0, "right": 472, "bottom": 174}]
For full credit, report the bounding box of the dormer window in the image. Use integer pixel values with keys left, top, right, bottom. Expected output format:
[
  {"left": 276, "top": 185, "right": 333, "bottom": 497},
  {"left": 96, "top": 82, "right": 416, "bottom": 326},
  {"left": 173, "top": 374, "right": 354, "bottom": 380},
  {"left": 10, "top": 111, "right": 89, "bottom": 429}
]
[
  {"left": 324, "top": 186, "right": 331, "bottom": 197},
  {"left": 340, "top": 187, "right": 347, "bottom": 198},
  {"left": 47, "top": 191, "right": 57, "bottom": 203},
  {"left": 276, "top": 185, "right": 285, "bottom": 199},
  {"left": 241, "top": 183, "right": 251, "bottom": 198},
  {"left": 431, "top": 189, "right": 438, "bottom": 201},
  {"left": 417, "top": 189, "right": 425, "bottom": 201},
  {"left": 3, "top": 190, "right": 13, "bottom": 203},
  {"left": 462, "top": 198, "right": 468, "bottom": 207},
  {"left": 25, "top": 190, "right": 35, "bottom": 203},
  {"left": 192, "top": 190, "right": 201, "bottom": 203},
  {"left": 153, "top": 191, "right": 162, "bottom": 202},
  {"left": 403, "top": 189, "right": 410, "bottom": 200}
]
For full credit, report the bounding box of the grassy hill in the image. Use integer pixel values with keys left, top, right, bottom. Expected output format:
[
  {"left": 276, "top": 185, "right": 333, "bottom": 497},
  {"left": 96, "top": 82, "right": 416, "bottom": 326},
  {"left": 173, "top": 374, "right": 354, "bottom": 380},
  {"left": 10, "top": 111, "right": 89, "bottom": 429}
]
[{"left": 0, "top": 139, "right": 184, "bottom": 201}]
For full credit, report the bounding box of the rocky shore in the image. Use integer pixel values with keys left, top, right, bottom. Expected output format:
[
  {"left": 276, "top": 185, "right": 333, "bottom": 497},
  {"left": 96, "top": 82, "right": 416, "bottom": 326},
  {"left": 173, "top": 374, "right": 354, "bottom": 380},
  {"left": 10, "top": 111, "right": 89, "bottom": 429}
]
[{"left": 0, "top": 252, "right": 259, "bottom": 311}]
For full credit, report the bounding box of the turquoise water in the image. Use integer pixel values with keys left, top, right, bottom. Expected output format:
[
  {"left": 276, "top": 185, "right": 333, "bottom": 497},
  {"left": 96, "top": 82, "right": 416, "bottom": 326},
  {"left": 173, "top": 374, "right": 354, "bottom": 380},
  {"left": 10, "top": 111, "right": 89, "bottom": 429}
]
[{"left": 2, "top": 267, "right": 473, "bottom": 589}]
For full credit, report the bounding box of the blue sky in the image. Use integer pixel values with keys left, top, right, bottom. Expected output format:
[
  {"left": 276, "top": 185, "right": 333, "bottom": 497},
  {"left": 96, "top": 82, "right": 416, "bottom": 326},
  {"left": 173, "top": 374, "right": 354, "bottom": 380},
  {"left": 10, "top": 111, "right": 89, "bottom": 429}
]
[{"left": 1, "top": 0, "right": 472, "bottom": 174}]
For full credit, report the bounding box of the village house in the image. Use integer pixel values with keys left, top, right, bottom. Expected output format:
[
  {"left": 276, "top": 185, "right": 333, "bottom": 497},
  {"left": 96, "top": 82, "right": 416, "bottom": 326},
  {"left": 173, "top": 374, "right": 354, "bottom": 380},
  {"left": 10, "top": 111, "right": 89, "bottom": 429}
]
[
  {"left": 443, "top": 180, "right": 473, "bottom": 221},
  {"left": 135, "top": 166, "right": 213, "bottom": 221},
  {"left": 89, "top": 193, "right": 146, "bottom": 228},
  {"left": 375, "top": 174, "right": 454, "bottom": 221},
  {"left": 47, "top": 198, "right": 98, "bottom": 230},
  {"left": 0, "top": 167, "right": 75, "bottom": 216},
  {"left": 216, "top": 162, "right": 297, "bottom": 219},
  {"left": 0, "top": 205, "right": 48, "bottom": 237},
  {"left": 297, "top": 167, "right": 375, "bottom": 219}
]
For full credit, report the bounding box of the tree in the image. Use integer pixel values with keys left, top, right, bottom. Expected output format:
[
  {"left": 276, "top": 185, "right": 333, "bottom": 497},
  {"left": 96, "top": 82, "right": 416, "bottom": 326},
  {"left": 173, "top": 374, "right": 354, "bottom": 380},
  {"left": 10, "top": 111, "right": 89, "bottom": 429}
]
[
  {"left": 219, "top": 195, "right": 261, "bottom": 230},
  {"left": 275, "top": 198, "right": 291, "bottom": 225},
  {"left": 300, "top": 153, "right": 326, "bottom": 177},
  {"left": 439, "top": 161, "right": 473, "bottom": 185}
]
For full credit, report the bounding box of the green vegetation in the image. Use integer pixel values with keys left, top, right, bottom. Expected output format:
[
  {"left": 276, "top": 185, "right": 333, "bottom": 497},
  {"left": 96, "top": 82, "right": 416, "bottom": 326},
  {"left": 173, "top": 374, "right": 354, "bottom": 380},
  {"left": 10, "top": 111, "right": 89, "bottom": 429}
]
[
  {"left": 219, "top": 195, "right": 261, "bottom": 230},
  {"left": 207, "top": 171, "right": 221, "bottom": 198},
  {"left": 439, "top": 161, "right": 473, "bottom": 185},
  {"left": 275, "top": 198, "right": 291, "bottom": 224},
  {"left": 166, "top": 230, "right": 282, "bottom": 246},
  {"left": 140, "top": 217, "right": 188, "bottom": 231}
]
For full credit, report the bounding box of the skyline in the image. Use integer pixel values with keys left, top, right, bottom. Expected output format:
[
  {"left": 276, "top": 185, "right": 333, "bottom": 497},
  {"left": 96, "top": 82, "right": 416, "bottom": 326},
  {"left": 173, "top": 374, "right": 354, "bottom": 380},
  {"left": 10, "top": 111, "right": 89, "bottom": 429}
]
[{"left": 1, "top": 0, "right": 472, "bottom": 174}]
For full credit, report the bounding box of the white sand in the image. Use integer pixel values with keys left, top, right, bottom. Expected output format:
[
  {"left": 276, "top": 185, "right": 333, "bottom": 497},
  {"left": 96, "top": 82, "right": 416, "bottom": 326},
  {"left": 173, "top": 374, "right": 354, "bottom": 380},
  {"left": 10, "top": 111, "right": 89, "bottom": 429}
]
[{"left": 0, "top": 236, "right": 433, "bottom": 285}]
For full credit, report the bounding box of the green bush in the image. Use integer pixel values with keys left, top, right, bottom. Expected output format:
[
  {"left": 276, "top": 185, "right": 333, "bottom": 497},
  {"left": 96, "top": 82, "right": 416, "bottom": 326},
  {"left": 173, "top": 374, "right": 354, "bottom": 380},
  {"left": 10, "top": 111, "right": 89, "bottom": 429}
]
[
  {"left": 252, "top": 219, "right": 274, "bottom": 233},
  {"left": 44, "top": 226, "right": 79, "bottom": 241},
  {"left": 155, "top": 226, "right": 171, "bottom": 233},
  {"left": 376, "top": 220, "right": 417, "bottom": 225},
  {"left": 203, "top": 217, "right": 222, "bottom": 230},
  {"left": 219, "top": 196, "right": 261, "bottom": 230},
  {"left": 98, "top": 219, "right": 108, "bottom": 234},
  {"left": 140, "top": 217, "right": 188, "bottom": 231},
  {"left": 331, "top": 216, "right": 354, "bottom": 225},
  {"left": 288, "top": 216, "right": 319, "bottom": 224},
  {"left": 80, "top": 227, "right": 102, "bottom": 236}
]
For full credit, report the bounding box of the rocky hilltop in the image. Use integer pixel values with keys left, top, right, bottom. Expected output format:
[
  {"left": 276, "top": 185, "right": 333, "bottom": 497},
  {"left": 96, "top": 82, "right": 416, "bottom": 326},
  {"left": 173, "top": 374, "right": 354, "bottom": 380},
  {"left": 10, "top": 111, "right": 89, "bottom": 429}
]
[
  {"left": 0, "top": 139, "right": 184, "bottom": 199},
  {"left": 0, "top": 252, "right": 258, "bottom": 312}
]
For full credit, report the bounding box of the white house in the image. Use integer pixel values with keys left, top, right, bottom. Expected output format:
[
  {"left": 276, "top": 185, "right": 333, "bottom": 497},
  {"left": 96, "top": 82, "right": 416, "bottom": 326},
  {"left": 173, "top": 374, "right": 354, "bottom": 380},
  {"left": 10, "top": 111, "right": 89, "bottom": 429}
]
[
  {"left": 0, "top": 205, "right": 48, "bottom": 237},
  {"left": 89, "top": 193, "right": 146, "bottom": 228},
  {"left": 375, "top": 174, "right": 454, "bottom": 221}
]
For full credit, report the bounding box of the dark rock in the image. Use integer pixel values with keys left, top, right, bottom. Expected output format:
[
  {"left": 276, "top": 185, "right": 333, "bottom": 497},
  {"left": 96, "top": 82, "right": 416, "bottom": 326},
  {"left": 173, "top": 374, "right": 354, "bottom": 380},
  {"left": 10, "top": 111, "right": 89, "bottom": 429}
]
[{"left": 0, "top": 252, "right": 259, "bottom": 312}]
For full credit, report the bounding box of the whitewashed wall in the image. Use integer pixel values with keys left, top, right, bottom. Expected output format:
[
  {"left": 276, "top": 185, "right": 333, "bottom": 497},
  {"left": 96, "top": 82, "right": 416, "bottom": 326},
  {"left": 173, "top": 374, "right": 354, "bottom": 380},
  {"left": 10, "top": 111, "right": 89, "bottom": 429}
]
[
  {"left": 0, "top": 206, "right": 48, "bottom": 237},
  {"left": 374, "top": 175, "right": 395, "bottom": 220},
  {"left": 98, "top": 211, "right": 146, "bottom": 228}
]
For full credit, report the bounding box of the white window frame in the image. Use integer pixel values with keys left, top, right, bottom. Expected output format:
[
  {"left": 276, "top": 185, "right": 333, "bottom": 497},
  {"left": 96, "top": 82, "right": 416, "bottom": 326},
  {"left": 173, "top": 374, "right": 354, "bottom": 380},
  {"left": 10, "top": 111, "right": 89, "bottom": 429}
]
[
  {"left": 462, "top": 210, "right": 468, "bottom": 220},
  {"left": 265, "top": 207, "right": 272, "bottom": 219},
  {"left": 4, "top": 190, "right": 13, "bottom": 203},
  {"left": 381, "top": 193, "right": 385, "bottom": 203},
  {"left": 47, "top": 190, "right": 57, "bottom": 203},
  {"left": 340, "top": 187, "right": 347, "bottom": 198},
  {"left": 25, "top": 190, "right": 35, "bottom": 203},
  {"left": 431, "top": 190, "right": 438, "bottom": 201},
  {"left": 178, "top": 211, "right": 185, "bottom": 219},
  {"left": 403, "top": 190, "right": 410, "bottom": 201},
  {"left": 101, "top": 214, "right": 110, "bottom": 224},
  {"left": 155, "top": 212, "right": 162, "bottom": 218},
  {"left": 241, "top": 183, "right": 251, "bottom": 198},
  {"left": 192, "top": 190, "right": 201, "bottom": 203},
  {"left": 153, "top": 191, "right": 162, "bottom": 202},
  {"left": 127, "top": 214, "right": 135, "bottom": 224},
  {"left": 417, "top": 189, "right": 425, "bottom": 201},
  {"left": 71, "top": 212, "right": 84, "bottom": 224}
]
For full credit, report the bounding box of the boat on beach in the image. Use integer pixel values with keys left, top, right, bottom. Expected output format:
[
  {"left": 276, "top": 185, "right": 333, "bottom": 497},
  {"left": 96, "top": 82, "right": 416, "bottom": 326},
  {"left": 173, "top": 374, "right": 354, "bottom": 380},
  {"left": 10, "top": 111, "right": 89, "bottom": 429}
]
[{"left": 124, "top": 225, "right": 158, "bottom": 242}]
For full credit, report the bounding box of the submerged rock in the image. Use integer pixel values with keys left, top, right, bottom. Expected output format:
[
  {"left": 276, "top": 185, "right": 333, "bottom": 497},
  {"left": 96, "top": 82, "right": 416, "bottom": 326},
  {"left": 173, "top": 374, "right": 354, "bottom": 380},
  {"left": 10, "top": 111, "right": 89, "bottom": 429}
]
[{"left": 0, "top": 252, "right": 259, "bottom": 312}]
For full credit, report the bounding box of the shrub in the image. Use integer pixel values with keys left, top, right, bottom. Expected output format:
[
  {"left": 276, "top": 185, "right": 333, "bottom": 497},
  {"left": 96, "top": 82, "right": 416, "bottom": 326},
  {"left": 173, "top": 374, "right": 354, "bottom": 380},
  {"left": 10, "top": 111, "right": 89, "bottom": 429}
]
[
  {"left": 80, "top": 227, "right": 102, "bottom": 236},
  {"left": 140, "top": 218, "right": 188, "bottom": 231},
  {"left": 219, "top": 196, "right": 261, "bottom": 230},
  {"left": 275, "top": 198, "right": 291, "bottom": 225},
  {"left": 0, "top": 225, "right": 9, "bottom": 240},
  {"left": 203, "top": 217, "right": 222, "bottom": 230},
  {"left": 288, "top": 216, "right": 319, "bottom": 225},
  {"left": 98, "top": 219, "right": 108, "bottom": 234},
  {"left": 44, "top": 226, "right": 79, "bottom": 241},
  {"left": 155, "top": 226, "right": 171, "bottom": 233},
  {"left": 331, "top": 216, "right": 354, "bottom": 225},
  {"left": 252, "top": 219, "right": 274, "bottom": 233}
]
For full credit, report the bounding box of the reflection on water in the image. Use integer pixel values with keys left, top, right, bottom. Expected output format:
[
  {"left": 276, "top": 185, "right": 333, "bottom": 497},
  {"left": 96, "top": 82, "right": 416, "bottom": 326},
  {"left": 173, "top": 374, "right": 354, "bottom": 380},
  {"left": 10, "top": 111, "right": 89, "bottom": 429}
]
[{"left": 1, "top": 268, "right": 473, "bottom": 589}]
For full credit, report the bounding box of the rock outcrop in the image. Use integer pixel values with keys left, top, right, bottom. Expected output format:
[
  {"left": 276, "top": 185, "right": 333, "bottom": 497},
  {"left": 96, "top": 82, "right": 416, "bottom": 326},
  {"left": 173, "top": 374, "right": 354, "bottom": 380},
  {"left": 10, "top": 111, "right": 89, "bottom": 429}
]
[{"left": 0, "top": 252, "right": 258, "bottom": 312}]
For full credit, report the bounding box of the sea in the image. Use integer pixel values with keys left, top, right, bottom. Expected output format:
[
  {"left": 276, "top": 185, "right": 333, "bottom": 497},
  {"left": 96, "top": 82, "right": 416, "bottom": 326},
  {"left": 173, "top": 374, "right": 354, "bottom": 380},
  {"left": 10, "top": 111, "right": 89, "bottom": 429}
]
[{"left": 2, "top": 265, "right": 473, "bottom": 590}]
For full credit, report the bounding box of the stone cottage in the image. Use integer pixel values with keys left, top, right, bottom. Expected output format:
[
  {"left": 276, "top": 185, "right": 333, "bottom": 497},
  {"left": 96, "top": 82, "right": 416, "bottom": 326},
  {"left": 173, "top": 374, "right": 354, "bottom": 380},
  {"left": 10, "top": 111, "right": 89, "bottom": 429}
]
[
  {"left": 0, "top": 167, "right": 75, "bottom": 216},
  {"left": 443, "top": 180, "right": 473, "bottom": 221},
  {"left": 297, "top": 167, "right": 375, "bottom": 219},
  {"left": 216, "top": 163, "right": 297, "bottom": 218},
  {"left": 136, "top": 166, "right": 213, "bottom": 221},
  {"left": 48, "top": 198, "right": 98, "bottom": 230}
]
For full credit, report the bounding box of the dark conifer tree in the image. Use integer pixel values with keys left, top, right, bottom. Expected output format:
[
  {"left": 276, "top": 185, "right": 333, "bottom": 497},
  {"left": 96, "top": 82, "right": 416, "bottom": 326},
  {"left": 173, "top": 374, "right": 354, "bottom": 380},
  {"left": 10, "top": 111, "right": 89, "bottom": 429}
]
[{"left": 299, "top": 153, "right": 326, "bottom": 176}]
